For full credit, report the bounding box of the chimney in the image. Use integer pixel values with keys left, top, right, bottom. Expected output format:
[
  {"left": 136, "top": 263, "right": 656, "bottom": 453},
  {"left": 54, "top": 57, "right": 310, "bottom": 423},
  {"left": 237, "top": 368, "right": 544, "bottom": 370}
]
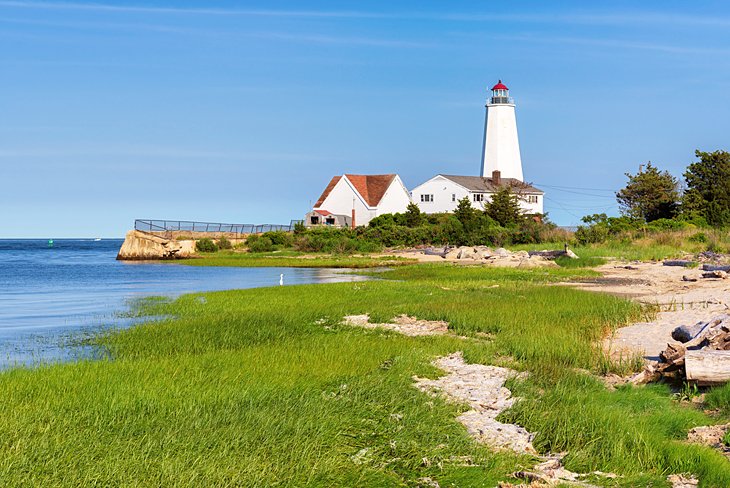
[
  {"left": 492, "top": 170, "right": 501, "bottom": 186},
  {"left": 351, "top": 208, "right": 356, "bottom": 229}
]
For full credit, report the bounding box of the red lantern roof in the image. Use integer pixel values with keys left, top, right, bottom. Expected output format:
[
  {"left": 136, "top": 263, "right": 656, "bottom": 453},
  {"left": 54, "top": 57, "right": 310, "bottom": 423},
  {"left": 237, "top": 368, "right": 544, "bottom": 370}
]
[{"left": 491, "top": 80, "right": 508, "bottom": 91}]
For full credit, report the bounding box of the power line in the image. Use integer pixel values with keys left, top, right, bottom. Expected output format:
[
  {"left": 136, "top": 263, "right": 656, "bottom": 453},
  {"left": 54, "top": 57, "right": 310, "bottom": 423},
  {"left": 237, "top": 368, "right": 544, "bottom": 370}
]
[
  {"left": 535, "top": 186, "right": 616, "bottom": 199},
  {"left": 532, "top": 183, "right": 616, "bottom": 193},
  {"left": 543, "top": 196, "right": 584, "bottom": 221}
]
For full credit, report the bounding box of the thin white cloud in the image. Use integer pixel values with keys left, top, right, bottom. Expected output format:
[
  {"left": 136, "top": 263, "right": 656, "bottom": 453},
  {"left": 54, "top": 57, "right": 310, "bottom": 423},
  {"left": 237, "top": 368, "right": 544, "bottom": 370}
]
[
  {"left": 0, "top": 16, "right": 435, "bottom": 48},
  {"left": 0, "top": 146, "right": 334, "bottom": 161},
  {"left": 494, "top": 33, "right": 730, "bottom": 56},
  {"left": 0, "top": 1, "right": 385, "bottom": 18},
  {"left": 2, "top": 1, "right": 730, "bottom": 28}
]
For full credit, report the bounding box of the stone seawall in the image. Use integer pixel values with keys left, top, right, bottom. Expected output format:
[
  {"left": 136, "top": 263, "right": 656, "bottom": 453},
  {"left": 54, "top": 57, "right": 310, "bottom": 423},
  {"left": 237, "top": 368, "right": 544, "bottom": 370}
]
[
  {"left": 117, "top": 230, "right": 247, "bottom": 260},
  {"left": 116, "top": 230, "right": 197, "bottom": 260}
]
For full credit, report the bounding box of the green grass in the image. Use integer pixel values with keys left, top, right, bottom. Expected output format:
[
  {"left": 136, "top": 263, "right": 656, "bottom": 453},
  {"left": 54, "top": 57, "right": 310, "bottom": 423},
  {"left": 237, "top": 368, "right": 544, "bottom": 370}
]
[
  {"left": 1, "top": 264, "right": 729, "bottom": 485},
  {"left": 510, "top": 240, "right": 687, "bottom": 262},
  {"left": 181, "top": 250, "right": 416, "bottom": 268}
]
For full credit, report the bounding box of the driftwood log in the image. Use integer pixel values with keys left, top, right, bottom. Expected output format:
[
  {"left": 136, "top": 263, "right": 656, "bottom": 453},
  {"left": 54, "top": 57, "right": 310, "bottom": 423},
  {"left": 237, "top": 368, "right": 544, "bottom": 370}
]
[
  {"left": 655, "top": 315, "right": 730, "bottom": 384},
  {"left": 686, "top": 351, "right": 730, "bottom": 385},
  {"left": 528, "top": 245, "right": 578, "bottom": 260},
  {"left": 663, "top": 260, "right": 697, "bottom": 267},
  {"left": 702, "top": 270, "right": 728, "bottom": 279},
  {"left": 672, "top": 322, "right": 710, "bottom": 343},
  {"left": 702, "top": 264, "right": 730, "bottom": 272}
]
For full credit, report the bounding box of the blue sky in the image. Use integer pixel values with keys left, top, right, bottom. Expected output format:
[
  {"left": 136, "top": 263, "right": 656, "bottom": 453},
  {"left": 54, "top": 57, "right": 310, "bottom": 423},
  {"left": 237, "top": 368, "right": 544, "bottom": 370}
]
[{"left": 2, "top": 1, "right": 729, "bottom": 237}]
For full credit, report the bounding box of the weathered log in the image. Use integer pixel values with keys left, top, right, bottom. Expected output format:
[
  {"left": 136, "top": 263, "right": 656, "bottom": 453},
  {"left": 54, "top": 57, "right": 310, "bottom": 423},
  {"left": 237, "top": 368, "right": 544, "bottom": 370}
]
[
  {"left": 672, "top": 322, "right": 710, "bottom": 343},
  {"left": 663, "top": 260, "right": 697, "bottom": 267},
  {"left": 702, "top": 270, "right": 728, "bottom": 279},
  {"left": 528, "top": 250, "right": 566, "bottom": 259},
  {"left": 660, "top": 343, "right": 687, "bottom": 364},
  {"left": 685, "top": 350, "right": 730, "bottom": 385},
  {"left": 424, "top": 247, "right": 447, "bottom": 256},
  {"left": 701, "top": 264, "right": 730, "bottom": 272},
  {"left": 682, "top": 275, "right": 698, "bottom": 282}
]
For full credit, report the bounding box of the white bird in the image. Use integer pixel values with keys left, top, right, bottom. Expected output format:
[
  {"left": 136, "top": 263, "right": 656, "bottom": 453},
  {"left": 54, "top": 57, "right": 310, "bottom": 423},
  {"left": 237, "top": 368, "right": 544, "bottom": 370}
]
[{"left": 279, "top": 273, "right": 284, "bottom": 286}]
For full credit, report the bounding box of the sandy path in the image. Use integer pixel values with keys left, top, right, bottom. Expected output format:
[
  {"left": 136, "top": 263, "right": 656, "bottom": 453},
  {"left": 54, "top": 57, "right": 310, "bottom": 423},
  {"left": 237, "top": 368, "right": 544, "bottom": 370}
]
[{"left": 565, "top": 262, "right": 730, "bottom": 360}]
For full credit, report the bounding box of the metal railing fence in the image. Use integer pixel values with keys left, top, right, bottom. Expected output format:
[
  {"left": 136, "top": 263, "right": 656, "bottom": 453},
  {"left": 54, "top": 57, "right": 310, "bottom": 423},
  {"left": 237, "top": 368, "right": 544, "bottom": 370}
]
[{"left": 134, "top": 219, "right": 303, "bottom": 236}]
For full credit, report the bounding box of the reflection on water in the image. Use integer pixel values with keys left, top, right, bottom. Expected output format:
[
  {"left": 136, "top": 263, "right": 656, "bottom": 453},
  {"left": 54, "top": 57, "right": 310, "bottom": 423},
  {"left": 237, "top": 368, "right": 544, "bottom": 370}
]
[{"left": 0, "top": 239, "right": 371, "bottom": 368}]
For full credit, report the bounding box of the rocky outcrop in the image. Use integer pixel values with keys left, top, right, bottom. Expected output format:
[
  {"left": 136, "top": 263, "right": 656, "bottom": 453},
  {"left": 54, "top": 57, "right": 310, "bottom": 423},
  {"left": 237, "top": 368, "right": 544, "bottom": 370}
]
[
  {"left": 439, "top": 246, "right": 562, "bottom": 268},
  {"left": 116, "top": 230, "right": 196, "bottom": 260}
]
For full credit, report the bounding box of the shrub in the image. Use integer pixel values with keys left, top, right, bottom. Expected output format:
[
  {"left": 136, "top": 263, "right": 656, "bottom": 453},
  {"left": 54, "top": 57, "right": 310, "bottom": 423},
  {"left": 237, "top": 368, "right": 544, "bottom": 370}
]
[
  {"left": 195, "top": 238, "right": 218, "bottom": 253},
  {"left": 261, "top": 231, "right": 293, "bottom": 248},
  {"left": 646, "top": 218, "right": 689, "bottom": 231},
  {"left": 368, "top": 214, "right": 397, "bottom": 229},
  {"left": 247, "top": 235, "right": 274, "bottom": 253},
  {"left": 574, "top": 225, "right": 609, "bottom": 245},
  {"left": 217, "top": 236, "right": 233, "bottom": 250}
]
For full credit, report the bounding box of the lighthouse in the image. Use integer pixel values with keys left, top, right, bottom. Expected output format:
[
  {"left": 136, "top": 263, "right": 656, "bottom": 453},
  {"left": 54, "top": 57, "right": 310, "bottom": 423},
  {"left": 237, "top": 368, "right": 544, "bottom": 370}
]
[{"left": 480, "top": 80, "right": 524, "bottom": 181}]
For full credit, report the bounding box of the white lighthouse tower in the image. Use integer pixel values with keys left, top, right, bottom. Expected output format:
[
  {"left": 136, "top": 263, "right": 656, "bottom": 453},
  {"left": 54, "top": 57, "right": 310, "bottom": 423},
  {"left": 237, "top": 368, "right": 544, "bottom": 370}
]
[{"left": 480, "top": 80, "right": 524, "bottom": 181}]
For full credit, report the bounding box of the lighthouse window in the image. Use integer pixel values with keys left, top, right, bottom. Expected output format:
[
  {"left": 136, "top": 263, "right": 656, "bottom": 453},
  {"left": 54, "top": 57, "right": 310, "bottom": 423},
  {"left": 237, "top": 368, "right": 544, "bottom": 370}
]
[{"left": 420, "top": 194, "right": 433, "bottom": 203}]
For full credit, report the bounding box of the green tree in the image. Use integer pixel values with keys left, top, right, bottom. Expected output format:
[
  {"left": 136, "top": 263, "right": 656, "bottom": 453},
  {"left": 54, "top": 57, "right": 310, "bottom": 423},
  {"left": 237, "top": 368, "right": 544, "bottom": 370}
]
[
  {"left": 615, "top": 162, "right": 679, "bottom": 222},
  {"left": 483, "top": 187, "right": 524, "bottom": 227},
  {"left": 683, "top": 150, "right": 730, "bottom": 226},
  {"left": 453, "top": 196, "right": 478, "bottom": 231},
  {"left": 403, "top": 202, "right": 425, "bottom": 228}
]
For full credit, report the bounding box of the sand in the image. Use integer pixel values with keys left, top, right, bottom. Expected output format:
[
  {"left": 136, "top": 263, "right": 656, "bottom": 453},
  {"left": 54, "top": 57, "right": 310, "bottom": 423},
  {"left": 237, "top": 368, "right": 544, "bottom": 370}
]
[{"left": 565, "top": 261, "right": 730, "bottom": 360}]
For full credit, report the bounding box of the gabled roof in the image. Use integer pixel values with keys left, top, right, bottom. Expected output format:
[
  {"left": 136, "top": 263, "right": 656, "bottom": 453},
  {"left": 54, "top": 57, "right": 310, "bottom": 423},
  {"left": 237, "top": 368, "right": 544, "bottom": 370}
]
[
  {"left": 314, "top": 176, "right": 341, "bottom": 208},
  {"left": 439, "top": 174, "right": 543, "bottom": 194},
  {"left": 314, "top": 173, "right": 397, "bottom": 208},
  {"left": 344, "top": 174, "right": 396, "bottom": 207}
]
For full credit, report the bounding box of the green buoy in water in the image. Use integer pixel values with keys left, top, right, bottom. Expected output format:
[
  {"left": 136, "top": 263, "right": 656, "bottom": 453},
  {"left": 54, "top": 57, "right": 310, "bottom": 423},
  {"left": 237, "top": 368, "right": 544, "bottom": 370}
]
[{"left": 48, "top": 239, "right": 54, "bottom": 247}]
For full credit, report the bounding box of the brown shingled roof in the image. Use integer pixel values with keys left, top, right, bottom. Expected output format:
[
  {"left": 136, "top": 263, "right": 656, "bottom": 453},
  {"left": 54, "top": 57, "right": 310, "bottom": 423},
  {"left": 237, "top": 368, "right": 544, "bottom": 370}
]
[
  {"left": 314, "top": 174, "right": 397, "bottom": 208},
  {"left": 344, "top": 174, "right": 396, "bottom": 207},
  {"left": 314, "top": 176, "right": 341, "bottom": 208}
]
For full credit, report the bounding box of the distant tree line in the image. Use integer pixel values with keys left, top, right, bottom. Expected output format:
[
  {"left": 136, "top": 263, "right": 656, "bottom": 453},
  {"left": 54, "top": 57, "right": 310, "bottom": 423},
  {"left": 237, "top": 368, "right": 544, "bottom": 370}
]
[{"left": 576, "top": 149, "right": 730, "bottom": 244}]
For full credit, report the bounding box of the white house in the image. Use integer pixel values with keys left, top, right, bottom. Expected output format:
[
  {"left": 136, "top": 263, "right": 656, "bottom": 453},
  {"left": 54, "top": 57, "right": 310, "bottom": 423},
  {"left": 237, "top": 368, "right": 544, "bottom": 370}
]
[
  {"left": 411, "top": 172, "right": 544, "bottom": 215},
  {"left": 306, "top": 174, "right": 411, "bottom": 228}
]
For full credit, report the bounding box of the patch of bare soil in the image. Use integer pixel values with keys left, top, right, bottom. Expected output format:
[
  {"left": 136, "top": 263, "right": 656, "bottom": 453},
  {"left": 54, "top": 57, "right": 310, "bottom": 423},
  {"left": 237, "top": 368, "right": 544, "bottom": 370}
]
[
  {"left": 343, "top": 314, "right": 449, "bottom": 336},
  {"left": 499, "top": 455, "right": 618, "bottom": 487},
  {"left": 667, "top": 474, "right": 699, "bottom": 487},
  {"left": 687, "top": 424, "right": 730, "bottom": 460},
  {"left": 414, "top": 352, "right": 535, "bottom": 454}
]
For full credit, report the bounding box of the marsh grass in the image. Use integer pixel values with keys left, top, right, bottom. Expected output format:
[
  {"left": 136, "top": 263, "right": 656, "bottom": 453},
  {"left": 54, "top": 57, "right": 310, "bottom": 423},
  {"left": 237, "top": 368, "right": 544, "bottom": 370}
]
[
  {"left": 1, "top": 264, "right": 729, "bottom": 485},
  {"left": 511, "top": 229, "right": 730, "bottom": 263}
]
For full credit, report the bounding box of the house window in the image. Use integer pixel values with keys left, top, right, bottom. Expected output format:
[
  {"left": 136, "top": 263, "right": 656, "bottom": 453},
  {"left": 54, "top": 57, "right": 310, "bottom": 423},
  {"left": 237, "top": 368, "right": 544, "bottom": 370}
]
[
  {"left": 527, "top": 195, "right": 539, "bottom": 204},
  {"left": 325, "top": 217, "right": 335, "bottom": 225},
  {"left": 420, "top": 194, "right": 433, "bottom": 202},
  {"left": 473, "top": 193, "right": 485, "bottom": 202},
  {"left": 452, "top": 194, "right": 456, "bottom": 202},
  {"left": 310, "top": 216, "right": 320, "bottom": 225}
]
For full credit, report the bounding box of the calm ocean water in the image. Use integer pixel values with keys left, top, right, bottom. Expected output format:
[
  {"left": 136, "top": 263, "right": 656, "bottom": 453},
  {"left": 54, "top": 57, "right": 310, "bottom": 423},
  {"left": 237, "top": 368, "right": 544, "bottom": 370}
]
[{"left": 0, "top": 239, "right": 369, "bottom": 367}]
